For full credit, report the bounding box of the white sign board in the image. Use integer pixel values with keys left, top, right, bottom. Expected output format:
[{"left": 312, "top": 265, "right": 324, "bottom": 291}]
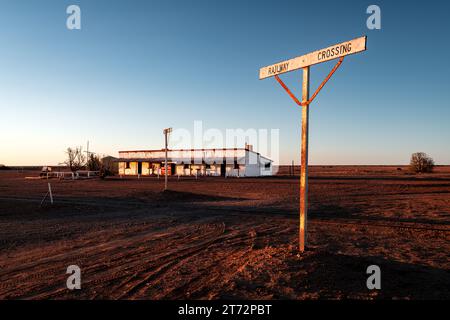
[{"left": 259, "top": 36, "right": 367, "bottom": 80}]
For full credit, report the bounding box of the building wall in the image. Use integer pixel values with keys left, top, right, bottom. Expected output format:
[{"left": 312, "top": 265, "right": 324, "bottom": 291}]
[
  {"left": 207, "top": 164, "right": 221, "bottom": 176},
  {"left": 225, "top": 165, "right": 240, "bottom": 177},
  {"left": 118, "top": 161, "right": 272, "bottom": 177},
  {"left": 118, "top": 149, "right": 272, "bottom": 177},
  {"left": 259, "top": 155, "right": 273, "bottom": 176},
  {"left": 243, "top": 164, "right": 260, "bottom": 177},
  {"left": 141, "top": 162, "right": 150, "bottom": 175},
  {"left": 175, "top": 165, "right": 185, "bottom": 176},
  {"left": 243, "top": 150, "right": 261, "bottom": 177},
  {"left": 119, "top": 161, "right": 137, "bottom": 175},
  {"left": 119, "top": 162, "right": 125, "bottom": 175},
  {"left": 260, "top": 163, "right": 272, "bottom": 176}
]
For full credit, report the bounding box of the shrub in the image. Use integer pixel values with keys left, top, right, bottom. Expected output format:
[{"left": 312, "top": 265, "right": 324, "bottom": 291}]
[
  {"left": 99, "top": 156, "right": 117, "bottom": 178},
  {"left": 87, "top": 154, "right": 101, "bottom": 171},
  {"left": 409, "top": 152, "right": 434, "bottom": 173},
  {"left": 87, "top": 154, "right": 116, "bottom": 178}
]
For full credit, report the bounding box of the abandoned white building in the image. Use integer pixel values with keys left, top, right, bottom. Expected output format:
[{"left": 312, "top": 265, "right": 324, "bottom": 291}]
[{"left": 117, "top": 146, "right": 273, "bottom": 177}]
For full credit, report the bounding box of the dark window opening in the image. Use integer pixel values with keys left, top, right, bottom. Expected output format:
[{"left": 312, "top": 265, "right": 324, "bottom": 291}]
[
  {"left": 234, "top": 160, "right": 239, "bottom": 169},
  {"left": 206, "top": 164, "right": 211, "bottom": 169},
  {"left": 184, "top": 164, "right": 189, "bottom": 169},
  {"left": 264, "top": 162, "right": 271, "bottom": 169},
  {"left": 125, "top": 162, "right": 130, "bottom": 169}
]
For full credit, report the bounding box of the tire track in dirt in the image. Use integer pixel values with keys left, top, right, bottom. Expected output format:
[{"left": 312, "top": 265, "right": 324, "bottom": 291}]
[
  {"left": 114, "top": 223, "right": 227, "bottom": 299},
  {"left": 312, "top": 219, "right": 450, "bottom": 234},
  {"left": 0, "top": 222, "right": 214, "bottom": 298},
  {"left": 0, "top": 196, "right": 147, "bottom": 209},
  {"left": 29, "top": 218, "right": 289, "bottom": 299},
  {"left": 125, "top": 224, "right": 290, "bottom": 299},
  {"left": 2, "top": 221, "right": 228, "bottom": 299},
  {"left": 199, "top": 206, "right": 450, "bottom": 234},
  {"left": 2, "top": 199, "right": 447, "bottom": 299}
]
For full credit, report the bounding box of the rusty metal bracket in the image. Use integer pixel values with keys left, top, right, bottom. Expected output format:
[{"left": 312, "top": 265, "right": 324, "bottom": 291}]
[{"left": 274, "top": 56, "right": 345, "bottom": 107}]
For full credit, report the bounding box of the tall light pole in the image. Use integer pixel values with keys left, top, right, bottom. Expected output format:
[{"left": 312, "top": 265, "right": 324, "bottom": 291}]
[
  {"left": 163, "top": 128, "right": 172, "bottom": 191},
  {"left": 86, "top": 140, "right": 89, "bottom": 170}
]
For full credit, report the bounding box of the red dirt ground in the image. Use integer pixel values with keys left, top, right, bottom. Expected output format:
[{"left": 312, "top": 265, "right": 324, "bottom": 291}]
[{"left": 0, "top": 166, "right": 449, "bottom": 299}]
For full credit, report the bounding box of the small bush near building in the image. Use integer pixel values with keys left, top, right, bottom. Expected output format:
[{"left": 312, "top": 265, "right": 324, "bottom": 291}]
[
  {"left": 100, "top": 156, "right": 118, "bottom": 178},
  {"left": 87, "top": 154, "right": 116, "bottom": 178},
  {"left": 409, "top": 152, "right": 434, "bottom": 173},
  {"left": 87, "top": 154, "right": 101, "bottom": 171}
]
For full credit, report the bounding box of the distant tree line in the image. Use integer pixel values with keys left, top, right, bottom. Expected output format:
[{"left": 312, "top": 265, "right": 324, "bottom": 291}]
[{"left": 62, "top": 148, "right": 436, "bottom": 176}]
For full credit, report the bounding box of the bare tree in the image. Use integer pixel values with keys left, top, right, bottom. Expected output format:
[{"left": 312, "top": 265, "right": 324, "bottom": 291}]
[
  {"left": 65, "top": 147, "right": 86, "bottom": 172},
  {"left": 410, "top": 152, "right": 434, "bottom": 173}
]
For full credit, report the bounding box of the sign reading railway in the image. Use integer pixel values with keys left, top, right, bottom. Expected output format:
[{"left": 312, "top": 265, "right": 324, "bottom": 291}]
[{"left": 259, "top": 36, "right": 366, "bottom": 79}]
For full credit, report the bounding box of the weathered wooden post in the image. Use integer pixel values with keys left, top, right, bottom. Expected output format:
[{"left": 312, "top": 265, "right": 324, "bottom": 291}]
[
  {"left": 300, "top": 66, "right": 310, "bottom": 252},
  {"left": 48, "top": 183, "right": 53, "bottom": 205}
]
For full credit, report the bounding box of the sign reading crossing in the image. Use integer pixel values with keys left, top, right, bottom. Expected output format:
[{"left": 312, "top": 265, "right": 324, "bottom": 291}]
[{"left": 259, "top": 36, "right": 366, "bottom": 80}]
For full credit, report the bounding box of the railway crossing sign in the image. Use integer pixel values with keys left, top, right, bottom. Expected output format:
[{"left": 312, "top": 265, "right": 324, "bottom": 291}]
[
  {"left": 259, "top": 36, "right": 366, "bottom": 80},
  {"left": 259, "top": 36, "right": 367, "bottom": 253}
]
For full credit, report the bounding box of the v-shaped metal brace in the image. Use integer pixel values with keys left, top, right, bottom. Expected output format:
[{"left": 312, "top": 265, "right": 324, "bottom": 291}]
[{"left": 274, "top": 56, "right": 344, "bottom": 107}]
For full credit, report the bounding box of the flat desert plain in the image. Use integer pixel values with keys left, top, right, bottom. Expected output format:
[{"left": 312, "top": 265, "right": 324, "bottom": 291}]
[{"left": 0, "top": 166, "right": 449, "bottom": 299}]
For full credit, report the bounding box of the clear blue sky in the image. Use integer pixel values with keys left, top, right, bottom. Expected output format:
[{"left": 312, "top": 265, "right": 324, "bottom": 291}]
[{"left": 0, "top": 0, "right": 449, "bottom": 165}]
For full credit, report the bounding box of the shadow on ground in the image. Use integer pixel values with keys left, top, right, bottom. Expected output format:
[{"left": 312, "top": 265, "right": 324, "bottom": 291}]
[{"left": 220, "top": 250, "right": 450, "bottom": 299}]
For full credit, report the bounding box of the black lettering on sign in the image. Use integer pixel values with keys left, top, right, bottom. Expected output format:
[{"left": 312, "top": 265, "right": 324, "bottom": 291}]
[
  {"left": 317, "top": 42, "right": 353, "bottom": 61},
  {"left": 335, "top": 45, "right": 340, "bottom": 55},
  {"left": 341, "top": 43, "right": 352, "bottom": 54},
  {"left": 268, "top": 62, "right": 289, "bottom": 75}
]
